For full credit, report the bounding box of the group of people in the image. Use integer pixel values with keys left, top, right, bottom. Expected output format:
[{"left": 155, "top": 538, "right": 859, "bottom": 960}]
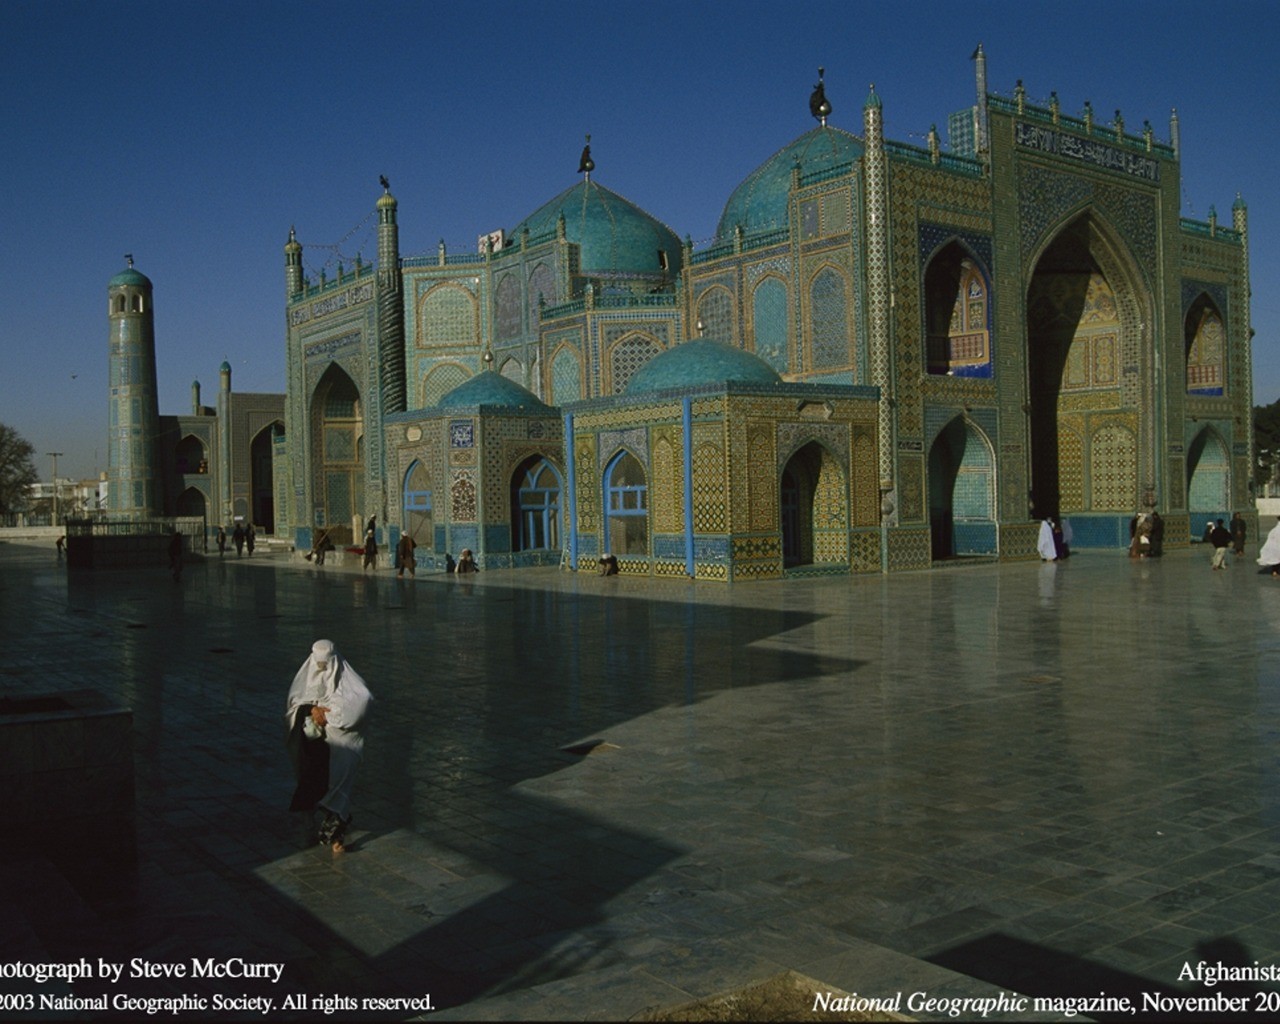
[
  {"left": 1037, "top": 518, "right": 1072, "bottom": 561},
  {"left": 215, "top": 521, "right": 256, "bottom": 557},
  {"left": 1128, "top": 511, "right": 1166, "bottom": 558}
]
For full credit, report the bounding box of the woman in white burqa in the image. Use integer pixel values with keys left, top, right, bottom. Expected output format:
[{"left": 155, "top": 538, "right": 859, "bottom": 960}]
[
  {"left": 286, "top": 639, "right": 372, "bottom": 851},
  {"left": 1258, "top": 517, "right": 1280, "bottom": 578}
]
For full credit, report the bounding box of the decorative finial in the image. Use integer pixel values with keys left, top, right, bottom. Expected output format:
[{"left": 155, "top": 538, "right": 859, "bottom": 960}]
[
  {"left": 380, "top": 175, "right": 390, "bottom": 192},
  {"left": 578, "top": 134, "right": 594, "bottom": 179},
  {"left": 483, "top": 348, "right": 495, "bottom": 370},
  {"left": 809, "top": 67, "right": 831, "bottom": 126},
  {"left": 125, "top": 253, "right": 134, "bottom": 268}
]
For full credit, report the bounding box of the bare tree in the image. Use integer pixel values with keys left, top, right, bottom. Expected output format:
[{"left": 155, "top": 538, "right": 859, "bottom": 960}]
[{"left": 0, "top": 423, "right": 38, "bottom": 516}]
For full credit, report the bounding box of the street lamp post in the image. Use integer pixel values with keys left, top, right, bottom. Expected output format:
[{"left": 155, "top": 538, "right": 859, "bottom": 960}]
[{"left": 47, "top": 452, "right": 63, "bottom": 526}]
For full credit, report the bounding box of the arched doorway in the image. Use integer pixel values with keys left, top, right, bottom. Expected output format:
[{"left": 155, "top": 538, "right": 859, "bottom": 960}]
[
  {"left": 250, "top": 422, "right": 281, "bottom": 534},
  {"left": 604, "top": 451, "right": 647, "bottom": 557},
  {"left": 175, "top": 486, "right": 206, "bottom": 519},
  {"left": 511, "top": 456, "right": 562, "bottom": 553},
  {"left": 311, "top": 365, "right": 363, "bottom": 546},
  {"left": 780, "top": 441, "right": 848, "bottom": 568},
  {"left": 403, "top": 461, "right": 432, "bottom": 552},
  {"left": 928, "top": 418, "right": 996, "bottom": 559},
  {"left": 1026, "top": 214, "right": 1147, "bottom": 518},
  {"left": 1187, "top": 428, "right": 1230, "bottom": 523}
]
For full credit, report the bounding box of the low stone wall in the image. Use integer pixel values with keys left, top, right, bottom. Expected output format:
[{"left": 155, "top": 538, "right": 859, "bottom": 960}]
[{"left": 0, "top": 690, "right": 135, "bottom": 868}]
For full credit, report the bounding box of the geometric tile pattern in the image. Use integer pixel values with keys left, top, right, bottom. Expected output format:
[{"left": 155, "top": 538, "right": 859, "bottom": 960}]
[{"left": 1089, "top": 421, "right": 1138, "bottom": 511}]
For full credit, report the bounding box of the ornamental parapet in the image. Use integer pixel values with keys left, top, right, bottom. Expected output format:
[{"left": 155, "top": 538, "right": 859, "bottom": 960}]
[
  {"left": 288, "top": 260, "right": 374, "bottom": 303},
  {"left": 1180, "top": 218, "right": 1243, "bottom": 244},
  {"left": 542, "top": 292, "right": 678, "bottom": 319},
  {"left": 883, "top": 140, "right": 985, "bottom": 177},
  {"left": 989, "top": 94, "right": 1176, "bottom": 159}
]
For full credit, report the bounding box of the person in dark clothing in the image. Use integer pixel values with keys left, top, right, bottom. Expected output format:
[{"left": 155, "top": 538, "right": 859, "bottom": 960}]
[
  {"left": 217, "top": 526, "right": 227, "bottom": 556},
  {"left": 1231, "top": 512, "right": 1247, "bottom": 557},
  {"left": 233, "top": 522, "right": 245, "bottom": 556},
  {"left": 246, "top": 523, "right": 256, "bottom": 556},
  {"left": 1210, "top": 519, "right": 1233, "bottom": 570}
]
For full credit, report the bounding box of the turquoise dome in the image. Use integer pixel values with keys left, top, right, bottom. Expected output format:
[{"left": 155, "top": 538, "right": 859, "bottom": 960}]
[
  {"left": 716, "top": 126, "right": 863, "bottom": 238},
  {"left": 511, "top": 180, "right": 683, "bottom": 277},
  {"left": 625, "top": 340, "right": 782, "bottom": 395},
  {"left": 437, "top": 371, "right": 551, "bottom": 410},
  {"left": 109, "top": 267, "right": 151, "bottom": 288}
]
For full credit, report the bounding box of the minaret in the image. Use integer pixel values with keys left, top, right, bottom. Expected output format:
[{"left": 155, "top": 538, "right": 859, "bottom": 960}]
[
  {"left": 972, "top": 43, "right": 989, "bottom": 154},
  {"left": 107, "top": 257, "right": 160, "bottom": 517},
  {"left": 376, "top": 179, "right": 405, "bottom": 414},
  {"left": 191, "top": 380, "right": 202, "bottom": 415},
  {"left": 217, "top": 360, "right": 232, "bottom": 527},
  {"left": 284, "top": 226, "right": 304, "bottom": 298}
]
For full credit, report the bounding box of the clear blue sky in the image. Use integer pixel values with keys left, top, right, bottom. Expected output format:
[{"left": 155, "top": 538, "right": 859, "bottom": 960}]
[{"left": 2, "top": 0, "right": 1275, "bottom": 481}]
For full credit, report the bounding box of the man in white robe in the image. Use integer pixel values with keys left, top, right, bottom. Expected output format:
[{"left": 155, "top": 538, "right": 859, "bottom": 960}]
[{"left": 286, "top": 639, "right": 372, "bottom": 851}]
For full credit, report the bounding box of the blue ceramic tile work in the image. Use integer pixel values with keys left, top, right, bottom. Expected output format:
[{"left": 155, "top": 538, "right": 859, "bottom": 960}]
[{"left": 953, "top": 521, "right": 997, "bottom": 554}]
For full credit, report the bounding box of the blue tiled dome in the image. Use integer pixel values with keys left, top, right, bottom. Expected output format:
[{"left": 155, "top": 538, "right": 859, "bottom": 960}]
[
  {"left": 625, "top": 340, "right": 782, "bottom": 395},
  {"left": 716, "top": 126, "right": 863, "bottom": 239},
  {"left": 436, "top": 371, "right": 551, "bottom": 410},
  {"left": 512, "top": 180, "right": 683, "bottom": 277},
  {"left": 109, "top": 267, "right": 151, "bottom": 288}
]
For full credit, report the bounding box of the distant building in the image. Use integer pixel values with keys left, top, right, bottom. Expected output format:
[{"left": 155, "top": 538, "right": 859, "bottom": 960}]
[{"left": 106, "top": 263, "right": 284, "bottom": 532}]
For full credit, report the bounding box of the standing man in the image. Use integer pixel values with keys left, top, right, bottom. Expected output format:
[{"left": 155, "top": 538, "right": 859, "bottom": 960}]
[
  {"left": 1210, "top": 519, "right": 1233, "bottom": 570},
  {"left": 396, "top": 532, "right": 417, "bottom": 578},
  {"left": 1231, "top": 511, "right": 1247, "bottom": 558},
  {"left": 362, "top": 517, "right": 378, "bottom": 571}
]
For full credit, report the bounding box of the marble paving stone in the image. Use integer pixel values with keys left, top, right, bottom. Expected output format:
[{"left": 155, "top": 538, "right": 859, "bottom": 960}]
[{"left": 5, "top": 543, "right": 1280, "bottom": 1018}]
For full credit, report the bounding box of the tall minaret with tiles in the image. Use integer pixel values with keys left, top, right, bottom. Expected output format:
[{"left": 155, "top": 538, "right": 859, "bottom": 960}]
[{"left": 107, "top": 256, "right": 161, "bottom": 517}]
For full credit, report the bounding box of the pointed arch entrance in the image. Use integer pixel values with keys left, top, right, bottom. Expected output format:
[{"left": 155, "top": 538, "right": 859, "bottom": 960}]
[
  {"left": 250, "top": 422, "right": 282, "bottom": 534},
  {"left": 311, "top": 364, "right": 363, "bottom": 545},
  {"left": 928, "top": 417, "right": 996, "bottom": 559},
  {"left": 1026, "top": 213, "right": 1149, "bottom": 518},
  {"left": 780, "top": 441, "right": 848, "bottom": 568},
  {"left": 1187, "top": 428, "right": 1230, "bottom": 521}
]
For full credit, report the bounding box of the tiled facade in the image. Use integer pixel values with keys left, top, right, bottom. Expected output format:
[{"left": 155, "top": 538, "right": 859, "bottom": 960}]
[{"left": 278, "top": 49, "right": 1254, "bottom": 575}]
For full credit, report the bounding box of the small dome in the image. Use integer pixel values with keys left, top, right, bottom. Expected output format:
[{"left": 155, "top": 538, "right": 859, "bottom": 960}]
[
  {"left": 109, "top": 266, "right": 151, "bottom": 288},
  {"left": 220, "top": 360, "right": 232, "bottom": 372},
  {"left": 437, "top": 371, "right": 551, "bottom": 410},
  {"left": 717, "top": 126, "right": 863, "bottom": 239},
  {"left": 377, "top": 191, "right": 397, "bottom": 210},
  {"left": 511, "top": 179, "right": 682, "bottom": 278},
  {"left": 625, "top": 340, "right": 782, "bottom": 395}
]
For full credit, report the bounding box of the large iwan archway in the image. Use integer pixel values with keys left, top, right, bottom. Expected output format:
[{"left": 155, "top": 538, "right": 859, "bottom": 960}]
[{"left": 1026, "top": 213, "right": 1150, "bottom": 517}]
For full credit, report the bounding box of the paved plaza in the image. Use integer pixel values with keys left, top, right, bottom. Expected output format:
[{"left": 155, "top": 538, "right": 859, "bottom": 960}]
[{"left": 4, "top": 539, "right": 1280, "bottom": 1020}]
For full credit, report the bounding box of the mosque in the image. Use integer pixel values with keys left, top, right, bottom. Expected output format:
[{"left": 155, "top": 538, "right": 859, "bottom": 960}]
[{"left": 112, "top": 48, "right": 1255, "bottom": 579}]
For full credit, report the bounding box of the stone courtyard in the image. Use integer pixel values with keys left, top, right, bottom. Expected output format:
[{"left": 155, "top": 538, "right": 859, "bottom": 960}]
[{"left": 3, "top": 540, "right": 1280, "bottom": 1020}]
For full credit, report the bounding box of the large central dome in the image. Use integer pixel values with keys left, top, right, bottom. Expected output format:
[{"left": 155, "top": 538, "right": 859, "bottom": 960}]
[
  {"left": 716, "top": 126, "right": 863, "bottom": 239},
  {"left": 511, "top": 180, "right": 683, "bottom": 278}
]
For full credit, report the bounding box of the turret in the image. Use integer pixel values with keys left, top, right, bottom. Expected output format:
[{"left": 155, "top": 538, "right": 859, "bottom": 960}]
[
  {"left": 285, "top": 227, "right": 303, "bottom": 299},
  {"left": 106, "top": 257, "right": 161, "bottom": 517},
  {"left": 376, "top": 180, "right": 406, "bottom": 415},
  {"left": 191, "top": 380, "right": 201, "bottom": 414}
]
